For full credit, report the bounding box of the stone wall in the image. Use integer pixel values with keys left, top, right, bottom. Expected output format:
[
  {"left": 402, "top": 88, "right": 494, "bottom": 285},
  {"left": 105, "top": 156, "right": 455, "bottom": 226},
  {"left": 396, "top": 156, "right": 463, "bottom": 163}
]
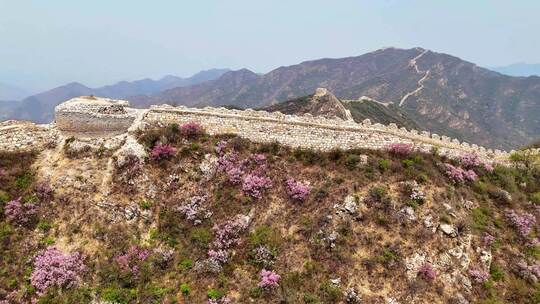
[
  {"left": 0, "top": 121, "right": 57, "bottom": 152},
  {"left": 2, "top": 97, "right": 537, "bottom": 164},
  {"left": 144, "top": 105, "right": 512, "bottom": 162}
]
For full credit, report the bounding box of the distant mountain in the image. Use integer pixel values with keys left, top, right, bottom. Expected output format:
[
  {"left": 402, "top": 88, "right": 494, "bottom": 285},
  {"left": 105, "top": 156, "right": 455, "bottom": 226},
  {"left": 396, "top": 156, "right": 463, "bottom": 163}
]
[
  {"left": 264, "top": 88, "right": 353, "bottom": 121},
  {"left": 0, "top": 82, "right": 29, "bottom": 100},
  {"left": 5, "top": 69, "right": 230, "bottom": 123},
  {"left": 264, "top": 88, "right": 420, "bottom": 131},
  {"left": 490, "top": 63, "right": 540, "bottom": 77},
  {"left": 138, "top": 48, "right": 540, "bottom": 150}
]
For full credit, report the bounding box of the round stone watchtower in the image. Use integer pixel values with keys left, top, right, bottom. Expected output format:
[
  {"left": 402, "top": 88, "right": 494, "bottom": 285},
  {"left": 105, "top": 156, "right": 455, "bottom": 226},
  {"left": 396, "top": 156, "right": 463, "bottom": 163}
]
[{"left": 55, "top": 96, "right": 138, "bottom": 135}]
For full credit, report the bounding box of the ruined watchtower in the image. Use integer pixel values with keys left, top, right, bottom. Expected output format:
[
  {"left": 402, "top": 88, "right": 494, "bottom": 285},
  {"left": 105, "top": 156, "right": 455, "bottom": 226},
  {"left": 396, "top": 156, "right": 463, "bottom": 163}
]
[{"left": 55, "top": 96, "right": 138, "bottom": 135}]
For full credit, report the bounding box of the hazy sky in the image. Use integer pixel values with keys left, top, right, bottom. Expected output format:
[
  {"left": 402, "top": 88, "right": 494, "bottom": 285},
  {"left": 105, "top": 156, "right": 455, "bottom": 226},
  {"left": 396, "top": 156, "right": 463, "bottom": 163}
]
[{"left": 1, "top": 0, "right": 539, "bottom": 93}]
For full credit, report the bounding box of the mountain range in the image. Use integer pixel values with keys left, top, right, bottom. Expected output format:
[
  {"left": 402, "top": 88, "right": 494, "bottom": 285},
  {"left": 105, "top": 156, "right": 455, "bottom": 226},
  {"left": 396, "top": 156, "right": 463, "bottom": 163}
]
[
  {"left": 490, "top": 63, "right": 540, "bottom": 77},
  {"left": 1, "top": 47, "right": 540, "bottom": 150},
  {"left": 133, "top": 47, "right": 540, "bottom": 150},
  {"left": 0, "top": 69, "right": 230, "bottom": 123}
]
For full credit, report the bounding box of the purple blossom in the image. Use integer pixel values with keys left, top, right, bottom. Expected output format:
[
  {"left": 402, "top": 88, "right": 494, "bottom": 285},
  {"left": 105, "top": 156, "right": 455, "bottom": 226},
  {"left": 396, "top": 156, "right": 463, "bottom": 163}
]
[
  {"left": 35, "top": 182, "right": 53, "bottom": 202},
  {"left": 211, "top": 216, "right": 249, "bottom": 250},
  {"left": 30, "top": 246, "right": 86, "bottom": 295},
  {"left": 151, "top": 144, "right": 176, "bottom": 161},
  {"left": 217, "top": 151, "right": 244, "bottom": 184},
  {"left": 418, "top": 263, "right": 437, "bottom": 281},
  {"left": 115, "top": 246, "right": 150, "bottom": 275},
  {"left": 482, "top": 233, "right": 496, "bottom": 246},
  {"left": 208, "top": 297, "right": 232, "bottom": 304},
  {"left": 208, "top": 249, "right": 229, "bottom": 264},
  {"left": 4, "top": 198, "right": 38, "bottom": 226},
  {"left": 242, "top": 174, "right": 272, "bottom": 199},
  {"left": 178, "top": 195, "right": 212, "bottom": 225},
  {"left": 285, "top": 178, "right": 310, "bottom": 202},
  {"left": 0, "top": 167, "right": 6, "bottom": 178},
  {"left": 258, "top": 269, "right": 281, "bottom": 289},
  {"left": 180, "top": 122, "right": 204, "bottom": 138},
  {"left": 215, "top": 140, "right": 228, "bottom": 155},
  {"left": 506, "top": 209, "right": 536, "bottom": 237},
  {"left": 387, "top": 143, "right": 414, "bottom": 156},
  {"left": 442, "top": 163, "right": 477, "bottom": 183},
  {"left": 460, "top": 153, "right": 482, "bottom": 169},
  {"left": 517, "top": 260, "right": 540, "bottom": 283},
  {"left": 468, "top": 268, "right": 489, "bottom": 284}
]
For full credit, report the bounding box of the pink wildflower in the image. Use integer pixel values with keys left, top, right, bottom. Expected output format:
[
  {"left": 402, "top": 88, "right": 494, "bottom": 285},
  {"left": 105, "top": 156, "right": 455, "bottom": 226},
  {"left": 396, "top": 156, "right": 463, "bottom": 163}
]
[{"left": 258, "top": 269, "right": 281, "bottom": 289}]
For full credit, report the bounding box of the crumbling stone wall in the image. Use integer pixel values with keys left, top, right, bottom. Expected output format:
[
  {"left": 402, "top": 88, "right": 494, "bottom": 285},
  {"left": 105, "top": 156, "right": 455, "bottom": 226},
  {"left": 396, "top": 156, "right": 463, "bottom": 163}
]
[
  {"left": 145, "top": 105, "right": 512, "bottom": 162},
  {"left": 0, "top": 121, "right": 57, "bottom": 152},
  {"left": 2, "top": 97, "right": 535, "bottom": 164}
]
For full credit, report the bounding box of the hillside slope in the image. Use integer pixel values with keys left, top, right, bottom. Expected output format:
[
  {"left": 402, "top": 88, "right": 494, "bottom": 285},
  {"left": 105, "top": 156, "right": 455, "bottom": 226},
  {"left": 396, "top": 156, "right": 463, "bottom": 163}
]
[
  {"left": 1, "top": 124, "right": 539, "bottom": 303},
  {"left": 141, "top": 48, "right": 540, "bottom": 150}
]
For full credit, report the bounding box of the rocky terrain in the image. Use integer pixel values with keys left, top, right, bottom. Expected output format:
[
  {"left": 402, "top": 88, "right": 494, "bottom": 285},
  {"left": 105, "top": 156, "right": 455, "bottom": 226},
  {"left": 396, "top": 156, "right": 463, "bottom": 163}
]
[{"left": 0, "top": 98, "right": 539, "bottom": 303}]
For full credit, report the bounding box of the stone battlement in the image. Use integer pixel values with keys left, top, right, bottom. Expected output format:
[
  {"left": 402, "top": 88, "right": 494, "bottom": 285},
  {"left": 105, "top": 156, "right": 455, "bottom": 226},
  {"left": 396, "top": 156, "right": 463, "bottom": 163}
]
[{"left": 1, "top": 97, "right": 537, "bottom": 164}]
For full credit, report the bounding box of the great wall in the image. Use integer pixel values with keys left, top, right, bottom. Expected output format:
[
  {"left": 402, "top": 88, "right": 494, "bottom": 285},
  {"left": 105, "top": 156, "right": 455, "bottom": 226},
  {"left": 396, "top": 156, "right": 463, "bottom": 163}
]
[{"left": 1, "top": 95, "right": 537, "bottom": 163}]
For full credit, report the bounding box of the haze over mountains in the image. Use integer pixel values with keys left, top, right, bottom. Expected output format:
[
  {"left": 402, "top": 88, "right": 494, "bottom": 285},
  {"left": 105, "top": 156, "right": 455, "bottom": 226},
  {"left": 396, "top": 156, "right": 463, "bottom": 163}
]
[
  {"left": 2, "top": 47, "right": 540, "bottom": 150},
  {"left": 490, "top": 63, "right": 540, "bottom": 77},
  {"left": 0, "top": 69, "right": 230, "bottom": 123}
]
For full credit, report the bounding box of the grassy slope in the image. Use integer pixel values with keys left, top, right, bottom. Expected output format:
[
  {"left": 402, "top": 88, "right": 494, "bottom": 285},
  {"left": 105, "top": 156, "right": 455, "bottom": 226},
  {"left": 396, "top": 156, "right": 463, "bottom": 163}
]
[{"left": 0, "top": 127, "right": 539, "bottom": 303}]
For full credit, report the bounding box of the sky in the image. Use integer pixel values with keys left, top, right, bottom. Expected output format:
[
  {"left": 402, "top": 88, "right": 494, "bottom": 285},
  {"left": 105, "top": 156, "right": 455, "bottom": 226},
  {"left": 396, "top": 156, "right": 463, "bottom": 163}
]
[{"left": 1, "top": 0, "right": 539, "bottom": 94}]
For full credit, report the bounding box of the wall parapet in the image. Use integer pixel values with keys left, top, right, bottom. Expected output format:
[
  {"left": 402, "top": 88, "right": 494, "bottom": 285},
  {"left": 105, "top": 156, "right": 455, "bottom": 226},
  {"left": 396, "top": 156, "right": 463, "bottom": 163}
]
[{"left": 145, "top": 104, "right": 510, "bottom": 162}]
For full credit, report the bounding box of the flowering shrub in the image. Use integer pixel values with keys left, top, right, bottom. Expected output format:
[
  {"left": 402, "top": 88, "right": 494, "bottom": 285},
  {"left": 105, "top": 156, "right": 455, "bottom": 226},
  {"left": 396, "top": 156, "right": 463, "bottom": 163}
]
[
  {"left": 211, "top": 216, "right": 250, "bottom": 250},
  {"left": 285, "top": 178, "right": 310, "bottom": 202},
  {"left": 460, "top": 153, "right": 482, "bottom": 169},
  {"left": 30, "top": 246, "right": 86, "bottom": 295},
  {"left": 217, "top": 151, "right": 244, "bottom": 184},
  {"left": 150, "top": 144, "right": 176, "bottom": 161},
  {"left": 208, "top": 249, "right": 229, "bottom": 264},
  {"left": 410, "top": 188, "right": 426, "bottom": 204},
  {"left": 35, "top": 181, "right": 53, "bottom": 202},
  {"left": 387, "top": 143, "right": 414, "bottom": 157},
  {"left": 180, "top": 122, "right": 204, "bottom": 139},
  {"left": 215, "top": 140, "right": 228, "bottom": 155},
  {"left": 506, "top": 210, "right": 536, "bottom": 237},
  {"left": 482, "top": 233, "right": 496, "bottom": 246},
  {"left": 418, "top": 263, "right": 437, "bottom": 281},
  {"left": 259, "top": 269, "right": 281, "bottom": 289},
  {"left": 460, "top": 153, "right": 494, "bottom": 172},
  {"left": 442, "top": 163, "right": 477, "bottom": 183},
  {"left": 468, "top": 268, "right": 489, "bottom": 284},
  {"left": 242, "top": 174, "right": 272, "bottom": 199},
  {"left": 4, "top": 198, "right": 38, "bottom": 226},
  {"left": 208, "top": 297, "right": 232, "bottom": 304},
  {"left": 516, "top": 260, "right": 540, "bottom": 283},
  {"left": 178, "top": 195, "right": 212, "bottom": 225},
  {"left": 252, "top": 245, "right": 276, "bottom": 268},
  {"left": 115, "top": 246, "right": 150, "bottom": 276}
]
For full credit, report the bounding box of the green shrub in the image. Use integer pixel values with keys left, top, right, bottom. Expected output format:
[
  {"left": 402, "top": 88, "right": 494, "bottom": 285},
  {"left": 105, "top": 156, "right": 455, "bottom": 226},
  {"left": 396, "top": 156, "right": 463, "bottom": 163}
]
[
  {"left": 490, "top": 264, "right": 505, "bottom": 281},
  {"left": 378, "top": 159, "right": 390, "bottom": 172},
  {"left": 249, "top": 225, "right": 282, "bottom": 249},
  {"left": 37, "top": 220, "right": 52, "bottom": 232},
  {"left": 0, "top": 222, "right": 13, "bottom": 242},
  {"left": 343, "top": 154, "right": 360, "bottom": 170},
  {"left": 402, "top": 159, "right": 415, "bottom": 168},
  {"left": 15, "top": 172, "right": 34, "bottom": 190},
  {"left": 139, "top": 199, "right": 152, "bottom": 210},
  {"left": 249, "top": 286, "right": 263, "bottom": 298},
  {"left": 180, "top": 283, "right": 190, "bottom": 296},
  {"left": 190, "top": 227, "right": 212, "bottom": 248},
  {"left": 530, "top": 192, "right": 540, "bottom": 205},
  {"left": 179, "top": 258, "right": 193, "bottom": 271},
  {"left": 472, "top": 207, "right": 490, "bottom": 230},
  {"left": 101, "top": 286, "right": 136, "bottom": 304},
  {"left": 207, "top": 288, "right": 224, "bottom": 299},
  {"left": 303, "top": 292, "right": 320, "bottom": 303},
  {"left": 0, "top": 190, "right": 10, "bottom": 203},
  {"left": 319, "top": 281, "right": 342, "bottom": 302}
]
